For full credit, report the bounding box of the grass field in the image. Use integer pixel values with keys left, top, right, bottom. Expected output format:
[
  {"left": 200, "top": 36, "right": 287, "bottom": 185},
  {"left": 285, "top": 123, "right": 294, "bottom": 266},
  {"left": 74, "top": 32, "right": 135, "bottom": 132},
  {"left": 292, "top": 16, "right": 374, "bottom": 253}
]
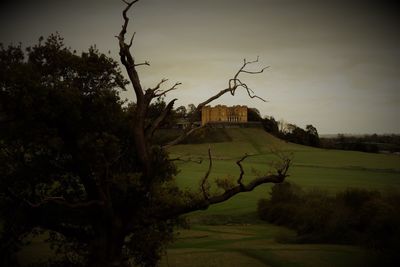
[
  {"left": 169, "top": 128, "right": 400, "bottom": 218},
  {"left": 18, "top": 128, "right": 400, "bottom": 266},
  {"left": 160, "top": 224, "right": 374, "bottom": 267},
  {"left": 164, "top": 128, "right": 400, "bottom": 266}
]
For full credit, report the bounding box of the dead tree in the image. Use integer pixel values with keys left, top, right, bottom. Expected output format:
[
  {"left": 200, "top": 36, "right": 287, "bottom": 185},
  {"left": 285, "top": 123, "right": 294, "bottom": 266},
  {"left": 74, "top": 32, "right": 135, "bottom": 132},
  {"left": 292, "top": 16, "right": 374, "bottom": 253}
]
[
  {"left": 76, "top": 1, "right": 292, "bottom": 266},
  {"left": 117, "top": 0, "right": 290, "bottom": 218}
]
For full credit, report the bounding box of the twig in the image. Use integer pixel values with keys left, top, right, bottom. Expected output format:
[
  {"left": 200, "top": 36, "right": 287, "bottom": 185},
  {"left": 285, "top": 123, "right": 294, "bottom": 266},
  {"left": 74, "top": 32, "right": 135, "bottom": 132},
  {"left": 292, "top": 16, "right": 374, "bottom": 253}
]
[
  {"left": 135, "top": 61, "right": 150, "bottom": 67},
  {"left": 154, "top": 82, "right": 182, "bottom": 97},
  {"left": 169, "top": 157, "right": 203, "bottom": 164},
  {"left": 236, "top": 154, "right": 249, "bottom": 187}
]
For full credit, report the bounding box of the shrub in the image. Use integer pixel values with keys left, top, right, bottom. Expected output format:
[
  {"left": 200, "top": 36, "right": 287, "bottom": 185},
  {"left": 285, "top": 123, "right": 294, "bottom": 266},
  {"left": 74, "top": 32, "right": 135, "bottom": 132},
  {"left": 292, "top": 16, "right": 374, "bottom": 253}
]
[{"left": 258, "top": 182, "right": 400, "bottom": 264}]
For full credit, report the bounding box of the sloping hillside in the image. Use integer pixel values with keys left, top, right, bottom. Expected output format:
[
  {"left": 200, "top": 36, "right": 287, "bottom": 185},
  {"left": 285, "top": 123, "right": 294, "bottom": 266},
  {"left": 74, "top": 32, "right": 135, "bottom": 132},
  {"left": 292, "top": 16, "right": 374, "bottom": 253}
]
[
  {"left": 169, "top": 128, "right": 309, "bottom": 157},
  {"left": 163, "top": 128, "right": 398, "bottom": 267},
  {"left": 169, "top": 128, "right": 400, "bottom": 219}
]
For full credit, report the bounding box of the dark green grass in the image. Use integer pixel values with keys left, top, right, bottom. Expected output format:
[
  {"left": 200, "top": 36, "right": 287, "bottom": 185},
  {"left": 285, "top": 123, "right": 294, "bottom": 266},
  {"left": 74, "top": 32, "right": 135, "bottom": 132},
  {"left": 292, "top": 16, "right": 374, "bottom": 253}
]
[
  {"left": 170, "top": 128, "right": 400, "bottom": 219},
  {"left": 162, "top": 224, "right": 374, "bottom": 267},
  {"left": 18, "top": 128, "right": 400, "bottom": 266},
  {"left": 161, "top": 128, "right": 399, "bottom": 266}
]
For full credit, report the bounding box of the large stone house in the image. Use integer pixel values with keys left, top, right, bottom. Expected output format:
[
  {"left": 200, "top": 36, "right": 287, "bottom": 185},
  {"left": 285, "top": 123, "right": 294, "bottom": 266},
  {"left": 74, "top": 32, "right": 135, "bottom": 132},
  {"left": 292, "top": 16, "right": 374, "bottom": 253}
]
[{"left": 201, "top": 105, "right": 247, "bottom": 126}]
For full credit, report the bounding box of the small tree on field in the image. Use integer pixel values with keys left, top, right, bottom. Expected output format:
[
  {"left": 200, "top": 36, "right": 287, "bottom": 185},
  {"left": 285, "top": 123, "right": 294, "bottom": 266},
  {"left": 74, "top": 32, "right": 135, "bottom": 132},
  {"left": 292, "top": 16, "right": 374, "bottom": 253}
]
[{"left": 0, "top": 1, "right": 290, "bottom": 267}]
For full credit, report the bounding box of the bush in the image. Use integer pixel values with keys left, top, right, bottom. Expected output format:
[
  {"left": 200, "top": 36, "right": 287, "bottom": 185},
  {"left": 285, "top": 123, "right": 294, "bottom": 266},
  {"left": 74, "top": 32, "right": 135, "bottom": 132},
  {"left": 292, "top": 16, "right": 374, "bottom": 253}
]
[{"left": 258, "top": 182, "right": 400, "bottom": 264}]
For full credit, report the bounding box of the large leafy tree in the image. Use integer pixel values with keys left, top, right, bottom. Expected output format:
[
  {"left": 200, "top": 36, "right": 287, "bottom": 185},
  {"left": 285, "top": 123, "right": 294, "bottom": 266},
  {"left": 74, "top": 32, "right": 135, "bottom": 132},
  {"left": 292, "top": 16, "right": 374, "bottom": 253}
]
[{"left": 0, "top": 1, "right": 290, "bottom": 267}]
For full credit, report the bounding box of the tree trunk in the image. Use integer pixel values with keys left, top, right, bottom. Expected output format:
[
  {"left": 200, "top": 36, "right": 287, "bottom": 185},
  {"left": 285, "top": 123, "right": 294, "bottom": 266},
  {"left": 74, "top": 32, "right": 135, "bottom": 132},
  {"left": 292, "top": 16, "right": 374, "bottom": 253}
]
[{"left": 87, "top": 220, "right": 127, "bottom": 267}]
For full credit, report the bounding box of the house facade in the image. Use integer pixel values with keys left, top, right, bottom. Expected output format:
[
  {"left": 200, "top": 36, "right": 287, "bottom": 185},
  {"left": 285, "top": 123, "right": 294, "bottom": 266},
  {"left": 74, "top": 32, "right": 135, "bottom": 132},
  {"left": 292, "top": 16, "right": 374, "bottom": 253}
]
[{"left": 201, "top": 105, "right": 247, "bottom": 126}]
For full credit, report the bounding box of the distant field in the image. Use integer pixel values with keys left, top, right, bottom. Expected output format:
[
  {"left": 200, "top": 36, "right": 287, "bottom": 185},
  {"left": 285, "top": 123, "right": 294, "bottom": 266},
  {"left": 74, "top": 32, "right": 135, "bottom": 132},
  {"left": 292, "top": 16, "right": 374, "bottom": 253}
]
[{"left": 165, "top": 128, "right": 400, "bottom": 266}]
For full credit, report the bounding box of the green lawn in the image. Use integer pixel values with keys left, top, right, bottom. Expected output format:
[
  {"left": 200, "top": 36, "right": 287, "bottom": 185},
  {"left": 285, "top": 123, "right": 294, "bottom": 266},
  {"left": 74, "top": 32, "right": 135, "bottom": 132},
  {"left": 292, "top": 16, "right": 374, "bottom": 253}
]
[{"left": 165, "top": 128, "right": 400, "bottom": 266}]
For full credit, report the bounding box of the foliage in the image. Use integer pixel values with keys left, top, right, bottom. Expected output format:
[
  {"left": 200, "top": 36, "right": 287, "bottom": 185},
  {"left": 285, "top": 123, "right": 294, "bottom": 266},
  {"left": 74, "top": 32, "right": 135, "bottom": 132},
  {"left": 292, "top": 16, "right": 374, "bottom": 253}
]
[
  {"left": 247, "top": 108, "right": 262, "bottom": 122},
  {"left": 261, "top": 116, "right": 279, "bottom": 136},
  {"left": 261, "top": 117, "right": 320, "bottom": 147},
  {"left": 280, "top": 123, "right": 320, "bottom": 147},
  {"left": 320, "top": 134, "right": 400, "bottom": 153},
  {"left": 186, "top": 103, "right": 201, "bottom": 122},
  {"left": 0, "top": 34, "right": 180, "bottom": 267},
  {"left": 258, "top": 182, "right": 400, "bottom": 265}
]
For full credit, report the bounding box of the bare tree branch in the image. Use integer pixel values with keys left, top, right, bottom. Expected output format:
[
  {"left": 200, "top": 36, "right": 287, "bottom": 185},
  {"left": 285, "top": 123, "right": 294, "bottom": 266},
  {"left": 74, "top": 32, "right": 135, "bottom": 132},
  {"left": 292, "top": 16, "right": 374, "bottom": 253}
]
[
  {"left": 196, "top": 88, "right": 233, "bottom": 110},
  {"left": 170, "top": 150, "right": 288, "bottom": 219},
  {"left": 117, "top": 0, "right": 157, "bottom": 180},
  {"left": 162, "top": 173, "right": 288, "bottom": 219},
  {"left": 128, "top": 32, "right": 136, "bottom": 48},
  {"left": 268, "top": 148, "right": 293, "bottom": 176},
  {"left": 235, "top": 80, "right": 267, "bottom": 102},
  {"left": 236, "top": 154, "right": 249, "bottom": 187},
  {"left": 6, "top": 188, "right": 104, "bottom": 210},
  {"left": 146, "top": 98, "right": 177, "bottom": 138},
  {"left": 169, "top": 157, "right": 203, "bottom": 164},
  {"left": 120, "top": 1, "right": 139, "bottom": 38},
  {"left": 207, "top": 173, "right": 287, "bottom": 206},
  {"left": 154, "top": 82, "right": 182, "bottom": 97},
  {"left": 150, "top": 78, "right": 168, "bottom": 93},
  {"left": 117, "top": 0, "right": 144, "bottom": 101},
  {"left": 163, "top": 125, "right": 204, "bottom": 148},
  {"left": 134, "top": 61, "right": 150, "bottom": 67},
  {"left": 29, "top": 197, "right": 105, "bottom": 209},
  {"left": 159, "top": 151, "right": 292, "bottom": 219},
  {"left": 240, "top": 66, "right": 269, "bottom": 75},
  {"left": 200, "top": 147, "right": 212, "bottom": 200},
  {"left": 228, "top": 57, "right": 269, "bottom": 100}
]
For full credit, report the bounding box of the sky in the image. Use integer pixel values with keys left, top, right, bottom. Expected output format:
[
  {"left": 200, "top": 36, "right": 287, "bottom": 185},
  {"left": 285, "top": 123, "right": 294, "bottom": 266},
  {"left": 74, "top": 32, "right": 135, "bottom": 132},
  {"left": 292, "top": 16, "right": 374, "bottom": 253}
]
[{"left": 1, "top": 0, "right": 399, "bottom": 134}]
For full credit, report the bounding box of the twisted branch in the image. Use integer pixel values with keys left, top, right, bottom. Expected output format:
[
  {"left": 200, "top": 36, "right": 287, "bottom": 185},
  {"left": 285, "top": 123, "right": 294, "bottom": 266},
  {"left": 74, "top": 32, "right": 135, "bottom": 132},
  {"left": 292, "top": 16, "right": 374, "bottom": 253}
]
[
  {"left": 151, "top": 78, "right": 168, "bottom": 91},
  {"left": 236, "top": 154, "right": 249, "bottom": 187},
  {"left": 146, "top": 98, "right": 177, "bottom": 138},
  {"left": 154, "top": 82, "right": 182, "bottom": 97},
  {"left": 162, "top": 173, "right": 288, "bottom": 219},
  {"left": 163, "top": 125, "right": 204, "bottom": 148},
  {"left": 117, "top": 0, "right": 144, "bottom": 101},
  {"left": 169, "top": 157, "right": 203, "bottom": 164},
  {"left": 6, "top": 188, "right": 104, "bottom": 210},
  {"left": 160, "top": 150, "right": 291, "bottom": 219},
  {"left": 135, "top": 61, "right": 150, "bottom": 67},
  {"left": 200, "top": 147, "right": 212, "bottom": 200}
]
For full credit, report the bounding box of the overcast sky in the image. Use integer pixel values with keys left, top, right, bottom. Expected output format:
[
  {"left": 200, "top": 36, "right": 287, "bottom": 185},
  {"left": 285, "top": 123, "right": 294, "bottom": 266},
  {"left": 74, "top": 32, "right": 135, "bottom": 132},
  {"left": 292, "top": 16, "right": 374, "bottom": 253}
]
[{"left": 1, "top": 0, "right": 399, "bottom": 134}]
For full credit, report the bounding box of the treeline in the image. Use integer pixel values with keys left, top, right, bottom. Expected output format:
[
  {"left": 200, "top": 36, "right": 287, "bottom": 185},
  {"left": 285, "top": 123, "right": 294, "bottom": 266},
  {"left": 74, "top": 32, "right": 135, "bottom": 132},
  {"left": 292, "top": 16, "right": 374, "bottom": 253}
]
[
  {"left": 254, "top": 109, "right": 400, "bottom": 153},
  {"left": 320, "top": 134, "right": 400, "bottom": 153},
  {"left": 249, "top": 109, "right": 320, "bottom": 147},
  {"left": 258, "top": 182, "right": 400, "bottom": 266}
]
